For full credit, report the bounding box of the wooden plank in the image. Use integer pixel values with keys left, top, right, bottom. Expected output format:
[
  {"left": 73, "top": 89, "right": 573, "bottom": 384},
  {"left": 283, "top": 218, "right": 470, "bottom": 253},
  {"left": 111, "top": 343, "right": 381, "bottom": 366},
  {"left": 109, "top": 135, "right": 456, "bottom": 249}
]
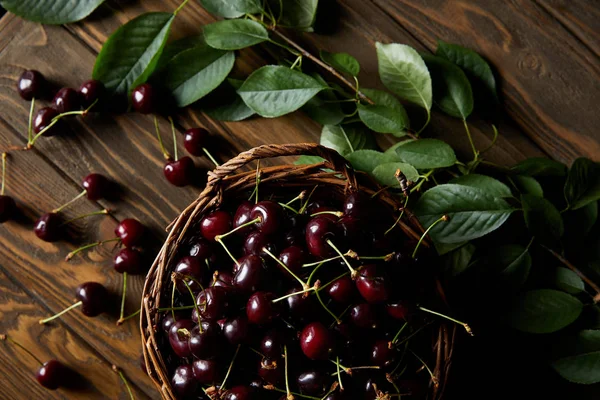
[
  {"left": 372, "top": 0, "right": 600, "bottom": 163},
  {"left": 0, "top": 268, "right": 151, "bottom": 399}
]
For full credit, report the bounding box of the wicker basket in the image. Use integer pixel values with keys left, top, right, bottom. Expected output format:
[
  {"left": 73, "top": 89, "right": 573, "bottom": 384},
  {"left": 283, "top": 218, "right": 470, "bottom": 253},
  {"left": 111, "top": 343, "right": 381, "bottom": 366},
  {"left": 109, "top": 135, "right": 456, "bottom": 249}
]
[{"left": 140, "top": 143, "right": 455, "bottom": 400}]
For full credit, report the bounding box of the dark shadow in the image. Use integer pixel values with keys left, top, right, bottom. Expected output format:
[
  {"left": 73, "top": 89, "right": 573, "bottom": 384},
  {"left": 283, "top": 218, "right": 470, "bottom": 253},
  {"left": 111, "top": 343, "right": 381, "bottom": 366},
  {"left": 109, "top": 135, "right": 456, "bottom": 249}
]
[{"left": 313, "top": 0, "right": 342, "bottom": 35}]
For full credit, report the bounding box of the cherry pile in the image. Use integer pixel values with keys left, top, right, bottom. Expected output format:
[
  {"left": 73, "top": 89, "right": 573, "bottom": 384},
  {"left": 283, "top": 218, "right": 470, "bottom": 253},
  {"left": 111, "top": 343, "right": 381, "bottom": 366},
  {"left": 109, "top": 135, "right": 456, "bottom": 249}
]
[{"left": 157, "top": 187, "right": 445, "bottom": 399}]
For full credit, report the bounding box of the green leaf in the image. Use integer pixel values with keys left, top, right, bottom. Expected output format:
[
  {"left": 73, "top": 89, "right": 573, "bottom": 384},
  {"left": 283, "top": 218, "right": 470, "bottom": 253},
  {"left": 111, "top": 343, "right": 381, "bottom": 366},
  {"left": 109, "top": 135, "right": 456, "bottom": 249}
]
[
  {"left": 320, "top": 50, "right": 360, "bottom": 76},
  {"left": 508, "top": 289, "right": 583, "bottom": 334},
  {"left": 422, "top": 54, "right": 474, "bottom": 119},
  {"left": 414, "top": 184, "right": 514, "bottom": 243},
  {"left": 0, "top": 0, "right": 105, "bottom": 24},
  {"left": 319, "top": 124, "right": 377, "bottom": 156},
  {"left": 564, "top": 158, "right": 600, "bottom": 210},
  {"left": 436, "top": 40, "right": 498, "bottom": 104},
  {"left": 302, "top": 98, "right": 345, "bottom": 126},
  {"left": 552, "top": 267, "right": 585, "bottom": 294},
  {"left": 238, "top": 66, "right": 325, "bottom": 118},
  {"left": 268, "top": 0, "right": 319, "bottom": 31},
  {"left": 375, "top": 43, "right": 432, "bottom": 110},
  {"left": 162, "top": 44, "right": 235, "bottom": 107},
  {"left": 202, "top": 79, "right": 255, "bottom": 122},
  {"left": 445, "top": 243, "right": 476, "bottom": 276},
  {"left": 512, "top": 175, "right": 544, "bottom": 197},
  {"left": 93, "top": 12, "right": 174, "bottom": 95},
  {"left": 204, "top": 19, "right": 269, "bottom": 50},
  {"left": 357, "top": 88, "right": 409, "bottom": 136},
  {"left": 345, "top": 150, "right": 385, "bottom": 173},
  {"left": 450, "top": 174, "right": 512, "bottom": 198},
  {"left": 156, "top": 36, "right": 205, "bottom": 71},
  {"left": 200, "top": 0, "right": 261, "bottom": 18},
  {"left": 522, "top": 194, "right": 564, "bottom": 243},
  {"left": 372, "top": 162, "right": 419, "bottom": 187},
  {"left": 565, "top": 201, "right": 598, "bottom": 236},
  {"left": 512, "top": 157, "right": 567, "bottom": 177},
  {"left": 295, "top": 155, "right": 326, "bottom": 165},
  {"left": 391, "top": 139, "right": 456, "bottom": 169},
  {"left": 435, "top": 241, "right": 468, "bottom": 256},
  {"left": 552, "top": 330, "right": 600, "bottom": 384},
  {"left": 486, "top": 245, "right": 532, "bottom": 288}
]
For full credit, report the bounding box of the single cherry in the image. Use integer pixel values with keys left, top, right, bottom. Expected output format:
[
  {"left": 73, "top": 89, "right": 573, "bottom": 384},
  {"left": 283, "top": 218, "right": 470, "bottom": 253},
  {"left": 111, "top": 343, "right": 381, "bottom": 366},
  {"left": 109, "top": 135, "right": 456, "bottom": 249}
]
[
  {"left": 278, "top": 246, "right": 307, "bottom": 278},
  {"left": 75, "top": 282, "right": 109, "bottom": 317},
  {"left": 223, "top": 385, "right": 255, "bottom": 400},
  {"left": 233, "top": 201, "right": 255, "bottom": 236},
  {"left": 34, "top": 212, "right": 63, "bottom": 242},
  {"left": 171, "top": 364, "right": 198, "bottom": 398},
  {"left": 113, "top": 248, "right": 144, "bottom": 275},
  {"left": 78, "top": 79, "right": 105, "bottom": 108},
  {"left": 17, "top": 70, "right": 46, "bottom": 100},
  {"left": 183, "top": 128, "right": 209, "bottom": 156},
  {"left": 356, "top": 265, "right": 390, "bottom": 304},
  {"left": 300, "top": 322, "right": 334, "bottom": 360},
  {"left": 222, "top": 316, "right": 249, "bottom": 345},
  {"left": 305, "top": 216, "right": 340, "bottom": 258},
  {"left": 343, "top": 192, "right": 371, "bottom": 219},
  {"left": 53, "top": 88, "right": 81, "bottom": 113},
  {"left": 82, "top": 173, "right": 111, "bottom": 201},
  {"left": 195, "top": 286, "right": 231, "bottom": 321},
  {"left": 297, "top": 370, "right": 328, "bottom": 395},
  {"left": 258, "top": 357, "right": 283, "bottom": 385},
  {"left": 370, "top": 340, "right": 396, "bottom": 367},
  {"left": 168, "top": 319, "right": 195, "bottom": 358},
  {"left": 243, "top": 231, "right": 277, "bottom": 258},
  {"left": 260, "top": 329, "right": 285, "bottom": 359},
  {"left": 233, "top": 254, "right": 265, "bottom": 293},
  {"left": 201, "top": 210, "right": 232, "bottom": 241},
  {"left": 327, "top": 275, "right": 357, "bottom": 304},
  {"left": 131, "top": 83, "right": 157, "bottom": 114},
  {"left": 115, "top": 218, "right": 145, "bottom": 247},
  {"left": 164, "top": 156, "right": 195, "bottom": 187},
  {"left": 386, "top": 301, "right": 415, "bottom": 320},
  {"left": 212, "top": 271, "right": 234, "bottom": 288},
  {"left": 33, "top": 107, "right": 60, "bottom": 136},
  {"left": 250, "top": 201, "right": 282, "bottom": 234},
  {"left": 174, "top": 256, "right": 206, "bottom": 293},
  {"left": 246, "top": 291, "right": 279, "bottom": 325},
  {"left": 350, "top": 303, "right": 379, "bottom": 329},
  {"left": 188, "top": 321, "right": 220, "bottom": 359},
  {"left": 285, "top": 288, "right": 316, "bottom": 324},
  {"left": 192, "top": 359, "right": 219, "bottom": 384},
  {"left": 36, "top": 359, "right": 69, "bottom": 390},
  {"left": 188, "top": 237, "right": 216, "bottom": 261}
]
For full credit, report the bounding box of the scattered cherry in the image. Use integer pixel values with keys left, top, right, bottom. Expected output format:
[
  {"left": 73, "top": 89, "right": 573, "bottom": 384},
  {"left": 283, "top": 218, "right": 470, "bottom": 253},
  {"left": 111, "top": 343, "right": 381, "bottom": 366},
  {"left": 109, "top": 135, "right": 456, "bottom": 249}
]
[
  {"left": 258, "top": 357, "right": 283, "bottom": 385},
  {"left": 222, "top": 316, "right": 249, "bottom": 345},
  {"left": 356, "top": 265, "right": 389, "bottom": 303},
  {"left": 260, "top": 329, "right": 285, "bottom": 359},
  {"left": 131, "top": 83, "right": 157, "bottom": 114},
  {"left": 305, "top": 216, "right": 339, "bottom": 258},
  {"left": 115, "top": 218, "right": 145, "bottom": 247},
  {"left": 82, "top": 173, "right": 111, "bottom": 201},
  {"left": 250, "top": 201, "right": 282, "bottom": 234},
  {"left": 246, "top": 291, "right": 279, "bottom": 324},
  {"left": 17, "top": 70, "right": 46, "bottom": 101},
  {"left": 113, "top": 248, "right": 144, "bottom": 275},
  {"left": 78, "top": 79, "right": 104, "bottom": 108},
  {"left": 75, "top": 282, "right": 109, "bottom": 317},
  {"left": 183, "top": 128, "right": 209, "bottom": 156},
  {"left": 33, "top": 107, "right": 60, "bottom": 136},
  {"left": 53, "top": 88, "right": 80, "bottom": 113},
  {"left": 297, "top": 369, "right": 328, "bottom": 395},
  {"left": 164, "top": 156, "right": 195, "bottom": 187},
  {"left": 36, "top": 359, "right": 69, "bottom": 390},
  {"left": 328, "top": 275, "right": 357, "bottom": 304},
  {"left": 243, "top": 231, "right": 277, "bottom": 257},
  {"left": 300, "top": 322, "right": 334, "bottom": 360},
  {"left": 233, "top": 201, "right": 255, "bottom": 236},
  {"left": 370, "top": 340, "right": 396, "bottom": 367},
  {"left": 233, "top": 254, "right": 265, "bottom": 293},
  {"left": 34, "top": 212, "right": 63, "bottom": 242},
  {"left": 201, "top": 210, "right": 232, "bottom": 241},
  {"left": 278, "top": 246, "right": 307, "bottom": 278},
  {"left": 350, "top": 303, "right": 379, "bottom": 329}
]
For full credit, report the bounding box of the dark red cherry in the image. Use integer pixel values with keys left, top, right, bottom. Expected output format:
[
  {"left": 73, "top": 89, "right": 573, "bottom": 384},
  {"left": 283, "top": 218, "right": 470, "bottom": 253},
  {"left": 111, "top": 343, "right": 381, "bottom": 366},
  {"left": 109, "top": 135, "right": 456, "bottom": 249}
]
[
  {"left": 36, "top": 359, "right": 69, "bottom": 390},
  {"left": 350, "top": 303, "right": 379, "bottom": 329},
  {"left": 34, "top": 212, "right": 63, "bottom": 242},
  {"left": 183, "top": 128, "right": 209, "bottom": 156},
  {"left": 113, "top": 248, "right": 144, "bottom": 275},
  {"left": 246, "top": 292, "right": 279, "bottom": 325},
  {"left": 53, "top": 88, "right": 80, "bottom": 113},
  {"left": 33, "top": 107, "right": 60, "bottom": 136},
  {"left": 233, "top": 201, "right": 255, "bottom": 236},
  {"left": 164, "top": 156, "right": 195, "bottom": 187},
  {"left": 0, "top": 195, "right": 17, "bottom": 223},
  {"left": 370, "top": 340, "right": 396, "bottom": 367},
  {"left": 168, "top": 319, "right": 195, "bottom": 358},
  {"left": 233, "top": 254, "right": 264, "bottom": 293},
  {"left": 82, "top": 173, "right": 111, "bottom": 201},
  {"left": 300, "top": 322, "right": 334, "bottom": 360},
  {"left": 115, "top": 218, "right": 145, "bottom": 247},
  {"left": 327, "top": 275, "right": 357, "bottom": 304},
  {"left": 309, "top": 205, "right": 340, "bottom": 222},
  {"left": 260, "top": 329, "right": 285, "bottom": 359},
  {"left": 343, "top": 192, "right": 371, "bottom": 219},
  {"left": 174, "top": 256, "right": 206, "bottom": 293},
  {"left": 356, "top": 265, "right": 389, "bottom": 304},
  {"left": 284, "top": 228, "right": 305, "bottom": 247},
  {"left": 212, "top": 271, "right": 234, "bottom": 288},
  {"left": 188, "top": 321, "right": 220, "bottom": 359},
  {"left": 305, "top": 216, "right": 340, "bottom": 258},
  {"left": 278, "top": 246, "right": 307, "bottom": 278},
  {"left": 201, "top": 210, "right": 232, "bottom": 241},
  {"left": 17, "top": 70, "right": 46, "bottom": 101},
  {"left": 297, "top": 370, "right": 328, "bottom": 395},
  {"left": 195, "top": 286, "right": 231, "bottom": 321},
  {"left": 258, "top": 357, "right": 283, "bottom": 385},
  {"left": 189, "top": 237, "right": 216, "bottom": 261},
  {"left": 223, "top": 316, "right": 249, "bottom": 345},
  {"left": 223, "top": 385, "right": 255, "bottom": 400},
  {"left": 337, "top": 215, "right": 361, "bottom": 244},
  {"left": 386, "top": 301, "right": 415, "bottom": 320},
  {"left": 243, "top": 231, "right": 277, "bottom": 257},
  {"left": 192, "top": 359, "right": 219, "bottom": 384},
  {"left": 250, "top": 201, "right": 283, "bottom": 234},
  {"left": 131, "top": 83, "right": 157, "bottom": 114},
  {"left": 285, "top": 288, "right": 316, "bottom": 324},
  {"left": 78, "top": 80, "right": 105, "bottom": 108},
  {"left": 171, "top": 364, "right": 198, "bottom": 398},
  {"left": 323, "top": 392, "right": 349, "bottom": 400},
  {"left": 161, "top": 312, "right": 185, "bottom": 334},
  {"left": 76, "top": 282, "right": 109, "bottom": 317}
]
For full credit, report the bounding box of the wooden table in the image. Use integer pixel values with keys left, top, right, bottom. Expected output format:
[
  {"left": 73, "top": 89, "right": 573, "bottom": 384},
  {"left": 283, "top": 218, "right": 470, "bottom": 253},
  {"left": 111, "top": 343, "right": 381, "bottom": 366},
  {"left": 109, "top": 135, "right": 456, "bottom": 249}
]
[{"left": 0, "top": 1, "right": 597, "bottom": 399}]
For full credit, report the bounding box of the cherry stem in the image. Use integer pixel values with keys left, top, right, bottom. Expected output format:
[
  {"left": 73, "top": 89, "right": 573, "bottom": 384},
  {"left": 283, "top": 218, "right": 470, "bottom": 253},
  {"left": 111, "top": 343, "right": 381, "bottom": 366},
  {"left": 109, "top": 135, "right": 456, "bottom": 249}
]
[
  {"left": 65, "top": 237, "right": 121, "bottom": 261},
  {"left": 117, "top": 309, "right": 140, "bottom": 325},
  {"left": 418, "top": 306, "right": 472, "bottom": 335},
  {"left": 302, "top": 251, "right": 356, "bottom": 268},
  {"left": 272, "top": 286, "right": 317, "bottom": 303},
  {"left": 267, "top": 387, "right": 320, "bottom": 400},
  {"left": 394, "top": 322, "right": 433, "bottom": 347},
  {"left": 310, "top": 211, "right": 343, "bottom": 218},
  {"left": 53, "top": 190, "right": 86, "bottom": 213},
  {"left": 412, "top": 215, "right": 448, "bottom": 259},
  {"left": 113, "top": 365, "right": 135, "bottom": 400},
  {"left": 171, "top": 283, "right": 177, "bottom": 321},
  {"left": 0, "top": 152, "right": 6, "bottom": 196},
  {"left": 391, "top": 322, "right": 408, "bottom": 344},
  {"left": 298, "top": 185, "right": 318, "bottom": 214},
  {"left": 168, "top": 117, "right": 178, "bottom": 161},
  {"left": 27, "top": 97, "right": 35, "bottom": 144},
  {"left": 262, "top": 247, "right": 308, "bottom": 289},
  {"left": 385, "top": 196, "right": 409, "bottom": 236},
  {"left": 61, "top": 209, "right": 110, "bottom": 226},
  {"left": 182, "top": 279, "right": 203, "bottom": 333},
  {"left": 318, "top": 271, "right": 350, "bottom": 293},
  {"left": 329, "top": 304, "right": 352, "bottom": 329},
  {"left": 410, "top": 349, "right": 438, "bottom": 387},
  {"left": 326, "top": 240, "right": 356, "bottom": 278},
  {"left": 314, "top": 289, "right": 340, "bottom": 325},
  {"left": 216, "top": 237, "right": 241, "bottom": 267},
  {"left": 39, "top": 301, "right": 82, "bottom": 324},
  {"left": 0, "top": 334, "right": 43, "bottom": 365},
  {"left": 285, "top": 191, "right": 306, "bottom": 206},
  {"left": 329, "top": 359, "right": 379, "bottom": 374},
  {"left": 174, "top": 0, "right": 190, "bottom": 15},
  {"left": 463, "top": 119, "right": 479, "bottom": 161},
  {"left": 356, "top": 253, "right": 394, "bottom": 261},
  {"left": 284, "top": 345, "right": 292, "bottom": 399},
  {"left": 154, "top": 116, "right": 170, "bottom": 160},
  {"left": 335, "top": 356, "right": 344, "bottom": 391},
  {"left": 278, "top": 202, "right": 299, "bottom": 214},
  {"left": 220, "top": 344, "right": 241, "bottom": 391},
  {"left": 203, "top": 148, "right": 219, "bottom": 167},
  {"left": 215, "top": 217, "right": 261, "bottom": 241},
  {"left": 120, "top": 304, "right": 195, "bottom": 323},
  {"left": 119, "top": 272, "right": 128, "bottom": 322},
  {"left": 254, "top": 161, "right": 261, "bottom": 204}
]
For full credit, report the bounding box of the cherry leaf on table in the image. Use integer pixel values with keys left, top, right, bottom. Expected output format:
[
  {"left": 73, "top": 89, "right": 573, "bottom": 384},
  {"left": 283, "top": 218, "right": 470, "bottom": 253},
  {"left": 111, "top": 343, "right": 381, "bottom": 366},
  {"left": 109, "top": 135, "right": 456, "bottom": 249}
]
[
  {"left": 345, "top": 150, "right": 385, "bottom": 173},
  {"left": 422, "top": 54, "right": 474, "bottom": 120},
  {"left": 391, "top": 138, "right": 456, "bottom": 169},
  {"left": 522, "top": 194, "right": 564, "bottom": 244},
  {"left": 162, "top": 44, "right": 235, "bottom": 107},
  {"left": 302, "top": 73, "right": 345, "bottom": 125},
  {"left": 372, "top": 162, "right": 419, "bottom": 187},
  {"left": 0, "top": 0, "right": 105, "bottom": 24},
  {"left": 320, "top": 124, "right": 377, "bottom": 156},
  {"left": 552, "top": 267, "right": 585, "bottom": 294},
  {"left": 202, "top": 79, "right": 255, "bottom": 122},
  {"left": 204, "top": 20, "right": 269, "bottom": 50},
  {"left": 375, "top": 43, "right": 432, "bottom": 111},
  {"left": 357, "top": 88, "right": 409, "bottom": 136},
  {"left": 512, "top": 157, "right": 567, "bottom": 177},
  {"left": 267, "top": 0, "right": 319, "bottom": 32},
  {"left": 450, "top": 174, "right": 512, "bottom": 198},
  {"left": 414, "top": 184, "right": 514, "bottom": 243},
  {"left": 507, "top": 289, "right": 583, "bottom": 334},
  {"left": 552, "top": 330, "right": 600, "bottom": 384},
  {"left": 564, "top": 158, "right": 600, "bottom": 210},
  {"left": 156, "top": 36, "right": 205, "bottom": 71},
  {"left": 320, "top": 50, "right": 360, "bottom": 76},
  {"left": 238, "top": 66, "right": 326, "bottom": 118},
  {"left": 200, "top": 0, "right": 262, "bottom": 18},
  {"left": 93, "top": 12, "right": 174, "bottom": 95}
]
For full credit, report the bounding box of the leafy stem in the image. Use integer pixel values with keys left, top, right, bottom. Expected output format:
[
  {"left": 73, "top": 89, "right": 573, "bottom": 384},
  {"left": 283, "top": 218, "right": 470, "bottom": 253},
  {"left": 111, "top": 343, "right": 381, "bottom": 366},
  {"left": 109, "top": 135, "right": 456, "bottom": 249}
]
[{"left": 415, "top": 108, "right": 431, "bottom": 136}]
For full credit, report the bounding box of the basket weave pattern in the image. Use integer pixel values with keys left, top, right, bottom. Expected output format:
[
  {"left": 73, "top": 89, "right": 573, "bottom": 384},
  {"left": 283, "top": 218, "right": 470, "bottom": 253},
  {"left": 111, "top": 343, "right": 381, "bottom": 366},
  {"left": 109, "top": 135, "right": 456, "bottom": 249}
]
[{"left": 140, "top": 143, "right": 455, "bottom": 399}]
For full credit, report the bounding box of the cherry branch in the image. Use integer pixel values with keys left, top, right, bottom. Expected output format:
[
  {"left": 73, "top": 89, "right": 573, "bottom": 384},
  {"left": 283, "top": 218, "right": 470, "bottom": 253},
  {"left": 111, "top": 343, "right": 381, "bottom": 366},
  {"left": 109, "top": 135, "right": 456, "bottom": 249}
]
[{"left": 542, "top": 245, "right": 600, "bottom": 302}]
